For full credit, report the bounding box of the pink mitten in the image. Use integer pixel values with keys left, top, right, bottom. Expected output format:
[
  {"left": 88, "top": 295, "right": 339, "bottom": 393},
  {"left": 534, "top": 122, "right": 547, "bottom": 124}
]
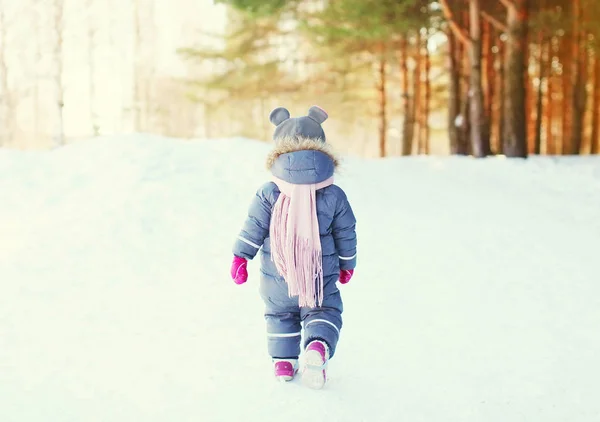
[
  {"left": 339, "top": 269, "right": 354, "bottom": 284},
  {"left": 231, "top": 256, "right": 248, "bottom": 285}
]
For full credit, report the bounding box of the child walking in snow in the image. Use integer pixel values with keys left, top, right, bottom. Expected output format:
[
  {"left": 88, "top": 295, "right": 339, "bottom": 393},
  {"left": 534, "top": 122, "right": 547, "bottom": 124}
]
[{"left": 230, "top": 106, "right": 357, "bottom": 389}]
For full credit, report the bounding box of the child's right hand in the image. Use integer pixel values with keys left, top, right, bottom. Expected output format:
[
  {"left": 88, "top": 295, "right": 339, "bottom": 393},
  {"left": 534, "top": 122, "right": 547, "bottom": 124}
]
[
  {"left": 339, "top": 269, "right": 354, "bottom": 284},
  {"left": 231, "top": 256, "right": 248, "bottom": 284}
]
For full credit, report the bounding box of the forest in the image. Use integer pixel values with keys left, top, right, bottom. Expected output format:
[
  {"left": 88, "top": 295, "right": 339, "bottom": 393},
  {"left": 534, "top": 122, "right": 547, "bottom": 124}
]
[
  {"left": 181, "top": 0, "right": 600, "bottom": 158},
  {"left": 1, "top": 0, "right": 599, "bottom": 158}
]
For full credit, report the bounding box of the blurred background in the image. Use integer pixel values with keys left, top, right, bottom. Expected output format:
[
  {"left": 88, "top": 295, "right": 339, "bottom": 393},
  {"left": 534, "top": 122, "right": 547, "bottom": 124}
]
[{"left": 0, "top": 0, "right": 598, "bottom": 158}]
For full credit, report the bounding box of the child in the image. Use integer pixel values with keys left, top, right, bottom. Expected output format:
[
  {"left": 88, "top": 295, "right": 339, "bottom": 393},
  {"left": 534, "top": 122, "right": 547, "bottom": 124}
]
[{"left": 230, "top": 106, "right": 357, "bottom": 389}]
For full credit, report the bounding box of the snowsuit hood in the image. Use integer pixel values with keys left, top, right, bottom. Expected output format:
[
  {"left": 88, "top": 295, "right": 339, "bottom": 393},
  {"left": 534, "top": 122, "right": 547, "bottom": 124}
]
[{"left": 266, "top": 136, "right": 339, "bottom": 185}]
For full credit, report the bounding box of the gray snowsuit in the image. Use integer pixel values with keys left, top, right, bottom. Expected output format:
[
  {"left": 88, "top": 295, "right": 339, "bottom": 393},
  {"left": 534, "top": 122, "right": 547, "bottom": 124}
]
[{"left": 232, "top": 134, "right": 357, "bottom": 360}]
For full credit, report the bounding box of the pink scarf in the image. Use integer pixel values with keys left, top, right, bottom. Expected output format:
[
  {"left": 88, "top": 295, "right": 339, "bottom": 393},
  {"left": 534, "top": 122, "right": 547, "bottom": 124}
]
[{"left": 270, "top": 175, "right": 334, "bottom": 308}]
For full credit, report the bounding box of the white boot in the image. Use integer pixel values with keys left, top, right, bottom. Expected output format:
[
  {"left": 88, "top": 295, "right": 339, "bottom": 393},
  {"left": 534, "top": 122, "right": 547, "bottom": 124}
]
[{"left": 302, "top": 340, "right": 330, "bottom": 389}]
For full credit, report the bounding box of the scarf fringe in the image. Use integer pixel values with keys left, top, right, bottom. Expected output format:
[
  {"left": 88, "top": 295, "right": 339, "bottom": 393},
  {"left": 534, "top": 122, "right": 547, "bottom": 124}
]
[{"left": 269, "top": 177, "right": 332, "bottom": 308}]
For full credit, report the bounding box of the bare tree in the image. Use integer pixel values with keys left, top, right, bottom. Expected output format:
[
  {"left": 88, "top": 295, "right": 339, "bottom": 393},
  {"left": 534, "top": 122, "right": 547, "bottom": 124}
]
[{"left": 52, "top": 0, "right": 65, "bottom": 146}]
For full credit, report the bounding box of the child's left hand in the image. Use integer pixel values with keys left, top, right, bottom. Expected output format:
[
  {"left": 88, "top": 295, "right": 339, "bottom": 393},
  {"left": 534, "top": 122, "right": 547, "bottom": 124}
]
[{"left": 339, "top": 269, "right": 354, "bottom": 284}]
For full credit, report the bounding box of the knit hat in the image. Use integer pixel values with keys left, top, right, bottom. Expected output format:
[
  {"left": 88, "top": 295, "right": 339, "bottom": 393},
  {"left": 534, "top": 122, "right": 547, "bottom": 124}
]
[{"left": 269, "top": 106, "right": 328, "bottom": 142}]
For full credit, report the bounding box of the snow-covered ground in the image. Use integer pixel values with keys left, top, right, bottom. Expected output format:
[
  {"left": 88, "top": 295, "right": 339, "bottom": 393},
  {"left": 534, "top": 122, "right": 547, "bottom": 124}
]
[{"left": 1, "top": 134, "right": 599, "bottom": 422}]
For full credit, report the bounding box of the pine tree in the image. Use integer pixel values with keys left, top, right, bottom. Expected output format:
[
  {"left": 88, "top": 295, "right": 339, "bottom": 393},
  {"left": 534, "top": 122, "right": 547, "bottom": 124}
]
[
  {"left": 440, "top": 0, "right": 491, "bottom": 157},
  {"left": 180, "top": 8, "right": 301, "bottom": 139},
  {"left": 302, "top": 0, "right": 429, "bottom": 157}
]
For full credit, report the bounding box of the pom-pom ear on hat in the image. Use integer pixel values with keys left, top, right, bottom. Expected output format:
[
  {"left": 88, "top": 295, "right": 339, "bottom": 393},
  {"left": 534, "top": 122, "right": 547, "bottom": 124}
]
[
  {"left": 307, "top": 105, "right": 328, "bottom": 124},
  {"left": 269, "top": 107, "right": 291, "bottom": 126}
]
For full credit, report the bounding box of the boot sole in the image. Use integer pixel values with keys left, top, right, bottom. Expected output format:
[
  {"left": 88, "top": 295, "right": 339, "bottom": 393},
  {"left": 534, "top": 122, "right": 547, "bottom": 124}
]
[
  {"left": 276, "top": 375, "right": 294, "bottom": 382},
  {"left": 302, "top": 349, "right": 327, "bottom": 389}
]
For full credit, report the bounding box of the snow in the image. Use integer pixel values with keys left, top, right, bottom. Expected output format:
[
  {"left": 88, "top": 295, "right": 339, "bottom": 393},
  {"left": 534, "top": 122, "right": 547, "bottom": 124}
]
[{"left": 1, "top": 134, "right": 600, "bottom": 421}]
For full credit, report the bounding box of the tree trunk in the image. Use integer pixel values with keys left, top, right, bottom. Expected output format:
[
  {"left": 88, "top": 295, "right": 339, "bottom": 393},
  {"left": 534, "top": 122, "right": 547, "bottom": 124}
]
[
  {"left": 143, "top": 0, "right": 156, "bottom": 133},
  {"left": 496, "top": 31, "right": 505, "bottom": 154},
  {"left": 377, "top": 47, "right": 387, "bottom": 158},
  {"left": 400, "top": 36, "right": 413, "bottom": 155},
  {"left": 460, "top": 24, "right": 471, "bottom": 155},
  {"left": 525, "top": 21, "right": 534, "bottom": 154},
  {"left": 111, "top": 0, "right": 126, "bottom": 133},
  {"left": 534, "top": 36, "right": 548, "bottom": 155},
  {"left": 53, "top": 0, "right": 65, "bottom": 147},
  {"left": 34, "top": 4, "right": 42, "bottom": 140},
  {"left": 503, "top": 0, "right": 529, "bottom": 158},
  {"left": 482, "top": 20, "right": 490, "bottom": 115},
  {"left": 203, "top": 94, "right": 211, "bottom": 138},
  {"left": 412, "top": 32, "right": 422, "bottom": 154},
  {"left": 439, "top": 0, "right": 470, "bottom": 154},
  {"left": 133, "top": 0, "right": 142, "bottom": 131},
  {"left": 545, "top": 38, "right": 555, "bottom": 154},
  {"left": 468, "top": 0, "right": 490, "bottom": 157},
  {"left": 560, "top": 34, "right": 572, "bottom": 154},
  {"left": 447, "top": 30, "right": 462, "bottom": 154},
  {"left": 570, "top": 0, "right": 587, "bottom": 155},
  {"left": 591, "top": 49, "right": 600, "bottom": 154},
  {"left": 484, "top": 22, "right": 494, "bottom": 148},
  {"left": 259, "top": 96, "right": 268, "bottom": 141},
  {"left": 87, "top": 0, "right": 98, "bottom": 136},
  {"left": 422, "top": 33, "right": 431, "bottom": 154},
  {"left": 461, "top": 87, "right": 471, "bottom": 155},
  {"left": 0, "top": 2, "right": 12, "bottom": 147}
]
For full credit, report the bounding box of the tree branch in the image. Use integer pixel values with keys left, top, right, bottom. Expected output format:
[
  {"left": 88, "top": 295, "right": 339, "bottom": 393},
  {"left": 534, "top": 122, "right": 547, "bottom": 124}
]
[
  {"left": 481, "top": 11, "right": 508, "bottom": 33},
  {"left": 499, "top": 0, "right": 514, "bottom": 9},
  {"left": 439, "top": 0, "right": 471, "bottom": 46}
]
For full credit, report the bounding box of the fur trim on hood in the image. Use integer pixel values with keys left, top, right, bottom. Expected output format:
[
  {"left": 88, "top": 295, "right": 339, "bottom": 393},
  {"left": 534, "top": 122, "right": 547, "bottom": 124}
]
[{"left": 266, "top": 136, "right": 339, "bottom": 170}]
